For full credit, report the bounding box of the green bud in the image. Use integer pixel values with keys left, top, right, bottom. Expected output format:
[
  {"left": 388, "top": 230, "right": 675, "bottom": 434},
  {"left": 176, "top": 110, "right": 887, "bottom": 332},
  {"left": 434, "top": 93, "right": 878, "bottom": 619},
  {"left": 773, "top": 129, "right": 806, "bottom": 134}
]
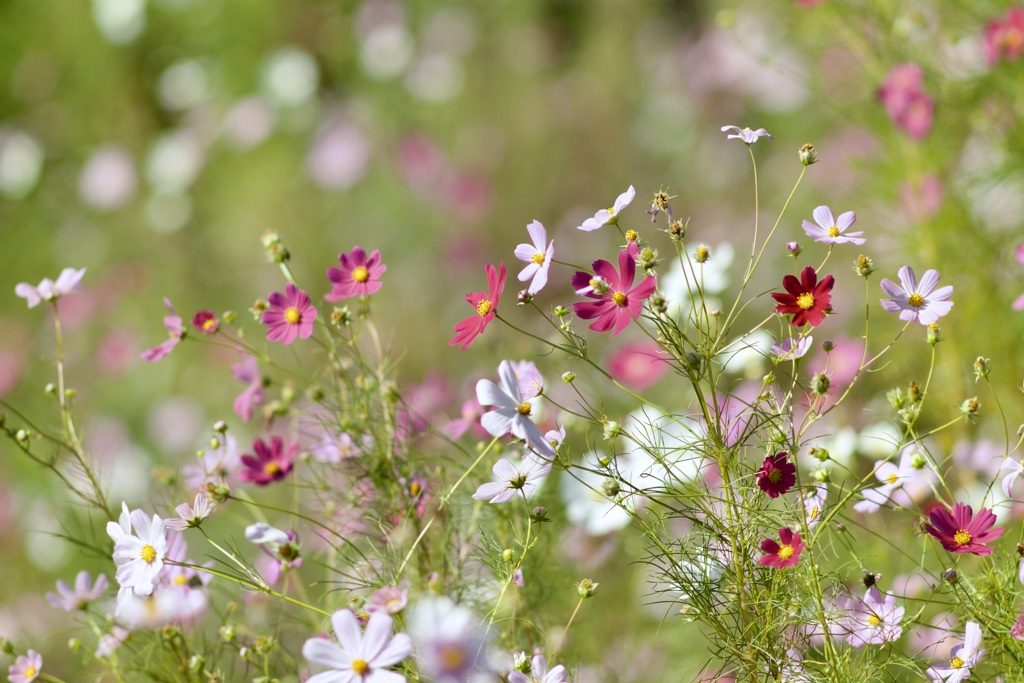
[
  {"left": 602, "top": 478, "right": 621, "bottom": 498},
  {"left": 961, "top": 397, "right": 980, "bottom": 419},
  {"left": 576, "top": 578, "right": 599, "bottom": 598},
  {"left": 561, "top": 371, "right": 575, "bottom": 383},
  {"left": 553, "top": 306, "right": 570, "bottom": 318},
  {"left": 694, "top": 245, "right": 710, "bottom": 264},
  {"left": 974, "top": 356, "right": 990, "bottom": 383},
  {"left": 603, "top": 421, "right": 620, "bottom": 440},
  {"left": 927, "top": 323, "right": 941, "bottom": 344},
  {"left": 502, "top": 548, "right": 514, "bottom": 562},
  {"left": 798, "top": 143, "right": 819, "bottom": 166}
]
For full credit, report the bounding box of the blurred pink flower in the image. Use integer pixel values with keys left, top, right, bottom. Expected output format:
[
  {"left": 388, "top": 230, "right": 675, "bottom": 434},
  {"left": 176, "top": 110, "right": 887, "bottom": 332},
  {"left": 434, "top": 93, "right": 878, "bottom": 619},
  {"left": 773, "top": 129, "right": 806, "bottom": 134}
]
[
  {"left": 607, "top": 341, "right": 669, "bottom": 390},
  {"left": 262, "top": 283, "right": 317, "bottom": 344},
  {"left": 1014, "top": 243, "right": 1024, "bottom": 311},
  {"left": 46, "top": 571, "right": 108, "bottom": 611},
  {"left": 191, "top": 310, "right": 218, "bottom": 334},
  {"left": 232, "top": 356, "right": 264, "bottom": 423},
  {"left": 901, "top": 175, "right": 943, "bottom": 222},
  {"left": 239, "top": 436, "right": 296, "bottom": 485},
  {"left": 368, "top": 586, "right": 408, "bottom": 615},
  {"left": 8, "top": 649, "right": 42, "bottom": 683},
  {"left": 306, "top": 123, "right": 370, "bottom": 190},
  {"left": 878, "top": 64, "right": 933, "bottom": 140},
  {"left": 984, "top": 7, "right": 1024, "bottom": 66},
  {"left": 141, "top": 298, "right": 183, "bottom": 362}
]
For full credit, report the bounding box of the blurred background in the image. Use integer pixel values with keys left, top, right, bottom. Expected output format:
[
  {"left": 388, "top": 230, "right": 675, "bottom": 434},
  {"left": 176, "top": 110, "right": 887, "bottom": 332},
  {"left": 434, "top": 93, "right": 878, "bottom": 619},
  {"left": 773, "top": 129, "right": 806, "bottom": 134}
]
[{"left": 2, "top": 0, "right": 1024, "bottom": 679}]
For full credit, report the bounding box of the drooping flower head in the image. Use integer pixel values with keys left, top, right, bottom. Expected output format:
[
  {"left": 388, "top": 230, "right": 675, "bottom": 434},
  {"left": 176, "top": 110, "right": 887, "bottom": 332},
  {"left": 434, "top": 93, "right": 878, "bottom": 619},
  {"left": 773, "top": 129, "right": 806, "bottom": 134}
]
[
  {"left": 514, "top": 220, "right": 554, "bottom": 294},
  {"left": 246, "top": 522, "right": 302, "bottom": 583},
  {"left": 721, "top": 125, "right": 773, "bottom": 145},
  {"left": 302, "top": 609, "right": 413, "bottom": 683},
  {"left": 165, "top": 493, "right": 215, "bottom": 531},
  {"left": 7, "top": 650, "right": 42, "bottom": 683},
  {"left": 577, "top": 185, "right": 635, "bottom": 232},
  {"left": 450, "top": 262, "right": 506, "bottom": 350},
  {"left": 232, "top": 356, "right": 264, "bottom": 423},
  {"left": 879, "top": 266, "right": 953, "bottom": 325},
  {"left": 476, "top": 361, "right": 556, "bottom": 459},
  {"left": 239, "top": 436, "right": 296, "bottom": 485},
  {"left": 325, "top": 246, "right": 387, "bottom": 301},
  {"left": 15, "top": 267, "right": 86, "bottom": 308},
  {"left": 759, "top": 527, "right": 805, "bottom": 568},
  {"left": 925, "top": 502, "right": 1003, "bottom": 556},
  {"left": 141, "top": 298, "right": 183, "bottom": 362},
  {"left": 801, "top": 206, "right": 864, "bottom": 245},
  {"left": 46, "top": 571, "right": 109, "bottom": 611},
  {"left": 803, "top": 484, "right": 827, "bottom": 528},
  {"left": 572, "top": 242, "right": 657, "bottom": 335},
  {"left": 771, "top": 267, "right": 834, "bottom": 328},
  {"left": 926, "top": 621, "right": 983, "bottom": 683},
  {"left": 756, "top": 452, "right": 796, "bottom": 498},
  {"left": 262, "top": 283, "right": 317, "bottom": 344}
]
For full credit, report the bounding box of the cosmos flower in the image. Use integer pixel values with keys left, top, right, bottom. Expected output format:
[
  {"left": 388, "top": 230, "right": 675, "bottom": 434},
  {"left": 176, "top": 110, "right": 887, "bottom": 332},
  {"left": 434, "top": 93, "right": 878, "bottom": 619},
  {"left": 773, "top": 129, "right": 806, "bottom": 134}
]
[
  {"left": 984, "top": 7, "right": 1024, "bottom": 66},
  {"left": 367, "top": 587, "right": 408, "bottom": 615},
  {"left": 1000, "top": 456, "right": 1024, "bottom": 498},
  {"left": 141, "top": 298, "right": 183, "bottom": 362},
  {"left": 771, "top": 267, "right": 834, "bottom": 328},
  {"left": 239, "top": 436, "right": 296, "bottom": 485},
  {"left": 450, "top": 262, "right": 506, "bottom": 350},
  {"left": 572, "top": 242, "right": 657, "bottom": 335},
  {"left": 7, "top": 650, "right": 42, "bottom": 683},
  {"left": 925, "top": 502, "right": 1003, "bottom": 556},
  {"left": 802, "top": 484, "right": 828, "bottom": 528},
  {"left": 759, "top": 527, "right": 805, "bottom": 568},
  {"left": 756, "top": 452, "right": 796, "bottom": 498},
  {"left": 607, "top": 341, "right": 669, "bottom": 390},
  {"left": 879, "top": 266, "right": 953, "bottom": 325},
  {"left": 771, "top": 336, "right": 813, "bottom": 361},
  {"left": 577, "top": 185, "right": 635, "bottom": 231},
  {"left": 325, "top": 246, "right": 387, "bottom": 301},
  {"left": 720, "top": 125, "right": 773, "bottom": 144},
  {"left": 246, "top": 522, "right": 302, "bottom": 584},
  {"left": 514, "top": 220, "right": 554, "bottom": 294},
  {"left": 231, "top": 356, "right": 264, "bottom": 422},
  {"left": 110, "top": 507, "right": 169, "bottom": 598},
  {"left": 303, "top": 609, "right": 413, "bottom": 683},
  {"left": 476, "top": 360, "right": 556, "bottom": 459},
  {"left": 191, "top": 310, "right": 218, "bottom": 334},
  {"left": 408, "top": 597, "right": 490, "bottom": 683},
  {"left": 842, "top": 587, "right": 904, "bottom": 647},
  {"left": 926, "top": 621, "right": 982, "bottom": 683},
  {"left": 15, "top": 267, "right": 86, "bottom": 308},
  {"left": 263, "top": 283, "right": 317, "bottom": 344},
  {"left": 472, "top": 453, "right": 551, "bottom": 504},
  {"left": 878, "top": 64, "right": 934, "bottom": 140},
  {"left": 801, "top": 206, "right": 865, "bottom": 245},
  {"left": 509, "top": 655, "right": 568, "bottom": 683},
  {"left": 853, "top": 445, "right": 929, "bottom": 514},
  {"left": 165, "top": 493, "right": 215, "bottom": 530},
  {"left": 46, "top": 571, "right": 109, "bottom": 611}
]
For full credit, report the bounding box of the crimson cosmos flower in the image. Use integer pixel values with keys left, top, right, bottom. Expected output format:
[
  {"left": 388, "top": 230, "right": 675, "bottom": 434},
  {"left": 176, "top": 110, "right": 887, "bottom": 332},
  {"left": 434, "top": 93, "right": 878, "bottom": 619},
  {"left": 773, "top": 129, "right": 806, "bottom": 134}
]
[
  {"left": 759, "top": 527, "right": 805, "bottom": 568},
  {"left": 756, "top": 452, "right": 796, "bottom": 498},
  {"left": 239, "top": 437, "right": 296, "bottom": 486},
  {"left": 925, "top": 502, "right": 1004, "bottom": 556},
  {"left": 571, "top": 242, "right": 657, "bottom": 335},
  {"left": 771, "top": 266, "right": 834, "bottom": 328},
  {"left": 450, "top": 262, "right": 506, "bottom": 350}
]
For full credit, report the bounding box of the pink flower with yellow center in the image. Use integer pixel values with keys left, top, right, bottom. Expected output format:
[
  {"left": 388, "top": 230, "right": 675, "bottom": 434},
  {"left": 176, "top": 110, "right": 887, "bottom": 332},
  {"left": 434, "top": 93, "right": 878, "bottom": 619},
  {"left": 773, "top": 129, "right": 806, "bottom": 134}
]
[
  {"left": 450, "top": 262, "right": 506, "bottom": 350},
  {"left": 262, "top": 283, "right": 317, "bottom": 344},
  {"left": 191, "top": 310, "right": 218, "bottom": 334},
  {"left": 325, "top": 246, "right": 387, "bottom": 301},
  {"left": 925, "top": 502, "right": 1003, "bottom": 556},
  {"left": 758, "top": 527, "right": 805, "bottom": 568},
  {"left": 7, "top": 649, "right": 42, "bottom": 683},
  {"left": 984, "top": 7, "right": 1024, "bottom": 66},
  {"left": 239, "top": 436, "right": 296, "bottom": 486},
  {"left": 571, "top": 242, "right": 657, "bottom": 335}
]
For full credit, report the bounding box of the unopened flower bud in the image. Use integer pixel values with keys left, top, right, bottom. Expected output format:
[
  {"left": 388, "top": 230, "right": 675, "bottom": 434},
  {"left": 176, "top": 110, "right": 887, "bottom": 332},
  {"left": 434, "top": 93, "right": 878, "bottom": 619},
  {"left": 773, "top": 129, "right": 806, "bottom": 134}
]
[
  {"left": 649, "top": 294, "right": 667, "bottom": 315},
  {"left": 821, "top": 340, "right": 834, "bottom": 352},
  {"left": 907, "top": 381, "right": 922, "bottom": 403},
  {"left": 561, "top": 371, "right": 575, "bottom": 383},
  {"left": 223, "top": 310, "right": 237, "bottom": 324},
  {"left": 44, "top": 383, "right": 56, "bottom": 395},
  {"left": 667, "top": 219, "right": 686, "bottom": 240},
  {"left": 710, "top": 308, "right": 721, "bottom": 318},
  {"left": 887, "top": 388, "right": 905, "bottom": 409},
  {"left": 911, "top": 452, "right": 927, "bottom": 470},
  {"left": 603, "top": 421, "right": 620, "bottom": 440},
  {"left": 15, "top": 429, "right": 29, "bottom": 444},
  {"left": 213, "top": 420, "right": 228, "bottom": 433},
  {"left": 209, "top": 437, "right": 221, "bottom": 450},
  {"left": 812, "top": 467, "right": 830, "bottom": 483},
  {"left": 927, "top": 323, "right": 941, "bottom": 344},
  {"left": 786, "top": 241, "right": 801, "bottom": 257},
  {"left": 68, "top": 637, "right": 81, "bottom": 652},
  {"left": 553, "top": 306, "right": 569, "bottom": 317},
  {"left": 974, "top": 356, "right": 990, "bottom": 383},
  {"left": 798, "top": 143, "right": 819, "bottom": 166},
  {"left": 624, "top": 229, "right": 639, "bottom": 243},
  {"left": 694, "top": 245, "right": 710, "bottom": 264},
  {"left": 577, "top": 578, "right": 599, "bottom": 598},
  {"left": 961, "top": 397, "right": 980, "bottom": 419},
  {"left": 809, "top": 447, "right": 829, "bottom": 462},
  {"left": 502, "top": 548, "right": 514, "bottom": 562},
  {"left": 251, "top": 299, "right": 268, "bottom": 320},
  {"left": 530, "top": 506, "right": 550, "bottom": 524},
  {"left": 943, "top": 568, "right": 958, "bottom": 585},
  {"left": 517, "top": 290, "right": 533, "bottom": 305},
  {"left": 853, "top": 254, "right": 874, "bottom": 278},
  {"left": 602, "top": 478, "right": 621, "bottom": 498},
  {"left": 204, "top": 480, "right": 231, "bottom": 503},
  {"left": 64, "top": 388, "right": 76, "bottom": 399},
  {"left": 638, "top": 247, "right": 658, "bottom": 272},
  {"left": 810, "top": 372, "right": 831, "bottom": 396},
  {"left": 331, "top": 306, "right": 353, "bottom": 327}
]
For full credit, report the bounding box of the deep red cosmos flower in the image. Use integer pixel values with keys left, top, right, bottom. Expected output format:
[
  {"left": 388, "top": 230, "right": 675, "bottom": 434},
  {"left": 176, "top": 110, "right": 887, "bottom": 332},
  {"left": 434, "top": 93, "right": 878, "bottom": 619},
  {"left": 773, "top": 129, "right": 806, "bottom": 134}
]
[
  {"left": 759, "top": 527, "right": 805, "bottom": 568},
  {"left": 450, "top": 262, "right": 506, "bottom": 350},
  {"left": 239, "top": 437, "right": 296, "bottom": 486},
  {"left": 191, "top": 310, "right": 219, "bottom": 334},
  {"left": 771, "top": 266, "right": 834, "bottom": 328},
  {"left": 925, "top": 502, "right": 1004, "bottom": 556},
  {"left": 571, "top": 242, "right": 657, "bottom": 336},
  {"left": 756, "top": 452, "right": 796, "bottom": 498}
]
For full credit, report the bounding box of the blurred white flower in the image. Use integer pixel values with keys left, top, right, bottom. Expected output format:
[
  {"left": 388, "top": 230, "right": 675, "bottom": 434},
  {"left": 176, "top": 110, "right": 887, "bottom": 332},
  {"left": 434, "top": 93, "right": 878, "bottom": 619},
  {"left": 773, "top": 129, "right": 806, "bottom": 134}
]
[
  {"left": 79, "top": 146, "right": 137, "bottom": 210},
  {"left": 360, "top": 24, "right": 414, "bottom": 79},
  {"left": 0, "top": 131, "right": 43, "bottom": 199},
  {"left": 158, "top": 59, "right": 209, "bottom": 112},
  {"left": 221, "top": 97, "right": 276, "bottom": 150},
  {"left": 406, "top": 54, "right": 464, "bottom": 102},
  {"left": 91, "top": 0, "right": 146, "bottom": 44},
  {"left": 261, "top": 47, "right": 319, "bottom": 108},
  {"left": 146, "top": 129, "right": 204, "bottom": 192}
]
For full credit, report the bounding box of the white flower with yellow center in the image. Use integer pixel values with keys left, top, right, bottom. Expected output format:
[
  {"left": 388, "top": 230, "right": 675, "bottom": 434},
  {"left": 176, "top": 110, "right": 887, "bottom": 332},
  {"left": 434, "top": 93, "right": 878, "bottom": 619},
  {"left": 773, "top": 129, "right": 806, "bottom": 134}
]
[
  {"left": 577, "top": 185, "right": 635, "bottom": 231},
  {"left": 110, "top": 507, "right": 168, "bottom": 598},
  {"left": 303, "top": 609, "right": 413, "bottom": 683}
]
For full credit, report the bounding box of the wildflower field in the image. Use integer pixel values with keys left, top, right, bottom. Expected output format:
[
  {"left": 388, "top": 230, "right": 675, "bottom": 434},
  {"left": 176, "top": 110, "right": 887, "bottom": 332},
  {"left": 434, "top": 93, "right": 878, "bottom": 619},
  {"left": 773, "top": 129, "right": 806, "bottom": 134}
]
[{"left": 3, "top": 1, "right": 1024, "bottom": 682}]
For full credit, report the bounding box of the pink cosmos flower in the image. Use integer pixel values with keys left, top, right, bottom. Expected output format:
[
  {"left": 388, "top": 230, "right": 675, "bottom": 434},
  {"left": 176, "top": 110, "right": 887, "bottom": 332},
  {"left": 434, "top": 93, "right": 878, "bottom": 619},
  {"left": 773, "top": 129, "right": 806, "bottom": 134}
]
[
  {"left": 759, "top": 527, "right": 805, "bottom": 568},
  {"left": 239, "top": 436, "right": 296, "bottom": 485},
  {"left": 841, "top": 587, "right": 904, "bottom": 647},
  {"left": 302, "top": 609, "right": 413, "bottom": 683},
  {"left": 450, "top": 262, "right": 506, "bottom": 350},
  {"left": 141, "top": 298, "right": 183, "bottom": 362},
  {"left": 801, "top": 206, "right": 864, "bottom": 245},
  {"left": 756, "top": 452, "right": 796, "bottom": 498},
  {"left": 926, "top": 621, "right": 982, "bottom": 683},
  {"left": 772, "top": 336, "right": 813, "bottom": 361},
  {"left": 8, "top": 650, "right": 42, "bottom": 683},
  {"left": 803, "top": 484, "right": 827, "bottom": 528},
  {"left": 771, "top": 267, "right": 834, "bottom": 328},
  {"left": 191, "top": 310, "right": 218, "bottom": 334},
  {"left": 510, "top": 360, "right": 544, "bottom": 400},
  {"left": 514, "top": 220, "right": 554, "bottom": 294},
  {"left": 232, "top": 356, "right": 264, "bottom": 422},
  {"left": 879, "top": 266, "right": 953, "bottom": 325},
  {"left": 443, "top": 399, "right": 485, "bottom": 440},
  {"left": 572, "top": 242, "right": 657, "bottom": 335},
  {"left": 246, "top": 523, "right": 302, "bottom": 583},
  {"left": 1013, "top": 243, "right": 1024, "bottom": 311},
  {"left": 509, "top": 655, "right": 567, "bottom": 683},
  {"left": 577, "top": 185, "right": 635, "bottom": 231},
  {"left": 326, "top": 246, "right": 387, "bottom": 301},
  {"left": 368, "top": 587, "right": 408, "bottom": 615},
  {"left": 15, "top": 267, "right": 86, "bottom": 308},
  {"left": 925, "top": 502, "right": 1004, "bottom": 556},
  {"left": 1012, "top": 615, "right": 1024, "bottom": 641},
  {"left": 878, "top": 64, "right": 933, "bottom": 140},
  {"left": 263, "top": 283, "right": 317, "bottom": 344},
  {"left": 608, "top": 341, "right": 669, "bottom": 390},
  {"left": 721, "top": 125, "right": 773, "bottom": 144},
  {"left": 984, "top": 7, "right": 1024, "bottom": 66},
  {"left": 472, "top": 453, "right": 552, "bottom": 504},
  {"left": 46, "top": 571, "right": 108, "bottom": 611}
]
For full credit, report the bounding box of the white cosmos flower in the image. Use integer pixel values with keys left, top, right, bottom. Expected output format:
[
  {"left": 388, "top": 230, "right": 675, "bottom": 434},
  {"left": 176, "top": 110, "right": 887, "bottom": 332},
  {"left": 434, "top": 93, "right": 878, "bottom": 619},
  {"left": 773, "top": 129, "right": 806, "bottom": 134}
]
[
  {"left": 472, "top": 453, "right": 551, "bottom": 504},
  {"left": 476, "top": 361, "right": 555, "bottom": 459},
  {"left": 110, "top": 507, "right": 168, "bottom": 598}
]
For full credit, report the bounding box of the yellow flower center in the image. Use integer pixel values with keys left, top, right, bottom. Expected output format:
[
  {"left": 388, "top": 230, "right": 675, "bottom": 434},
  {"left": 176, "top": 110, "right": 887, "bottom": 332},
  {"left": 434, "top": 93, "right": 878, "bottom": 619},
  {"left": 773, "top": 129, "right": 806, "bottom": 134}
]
[
  {"left": 606, "top": 206, "right": 616, "bottom": 216},
  {"left": 796, "top": 292, "right": 815, "bottom": 310},
  {"left": 203, "top": 318, "right": 216, "bottom": 331},
  {"left": 24, "top": 667, "right": 37, "bottom": 678},
  {"left": 476, "top": 299, "right": 492, "bottom": 317},
  {"left": 141, "top": 544, "right": 157, "bottom": 564},
  {"left": 907, "top": 292, "right": 924, "bottom": 307},
  {"left": 809, "top": 506, "right": 820, "bottom": 520},
  {"left": 351, "top": 659, "right": 370, "bottom": 675},
  {"left": 768, "top": 469, "right": 782, "bottom": 483},
  {"left": 174, "top": 574, "right": 188, "bottom": 585},
  {"left": 531, "top": 252, "right": 545, "bottom": 265},
  {"left": 264, "top": 462, "right": 281, "bottom": 475},
  {"left": 284, "top": 307, "right": 301, "bottom": 324},
  {"left": 352, "top": 266, "right": 370, "bottom": 283},
  {"left": 624, "top": 229, "right": 638, "bottom": 242},
  {"left": 953, "top": 529, "right": 971, "bottom": 546},
  {"left": 950, "top": 656, "right": 964, "bottom": 669},
  {"left": 439, "top": 645, "right": 467, "bottom": 671},
  {"left": 867, "top": 614, "right": 882, "bottom": 627},
  {"left": 777, "top": 544, "right": 795, "bottom": 560},
  {"left": 827, "top": 225, "right": 840, "bottom": 237},
  {"left": 611, "top": 291, "right": 628, "bottom": 307},
  {"left": 517, "top": 402, "right": 532, "bottom": 416},
  {"left": 886, "top": 473, "right": 898, "bottom": 485}
]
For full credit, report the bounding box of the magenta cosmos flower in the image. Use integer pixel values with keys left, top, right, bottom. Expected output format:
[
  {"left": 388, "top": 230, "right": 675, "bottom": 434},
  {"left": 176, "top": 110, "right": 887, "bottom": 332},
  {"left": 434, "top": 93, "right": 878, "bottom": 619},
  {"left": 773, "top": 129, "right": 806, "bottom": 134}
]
[
  {"left": 721, "top": 125, "right": 773, "bottom": 144},
  {"left": 879, "top": 266, "right": 953, "bottom": 325},
  {"left": 450, "top": 262, "right": 506, "bottom": 350},
  {"left": 303, "top": 609, "right": 413, "bottom": 683},
  {"left": 8, "top": 650, "right": 42, "bottom": 683},
  {"left": 756, "top": 452, "right": 796, "bottom": 498},
  {"left": 572, "top": 242, "right": 657, "bottom": 335},
  {"left": 759, "top": 527, "right": 805, "bottom": 568},
  {"left": 771, "top": 266, "right": 834, "bottom": 328},
  {"left": 263, "top": 283, "right": 317, "bottom": 344},
  {"left": 191, "top": 310, "right": 218, "bottom": 334},
  {"left": 802, "top": 206, "right": 864, "bottom": 245},
  {"left": 325, "top": 246, "right": 387, "bottom": 301},
  {"left": 925, "top": 502, "right": 1003, "bottom": 556},
  {"left": 141, "top": 298, "right": 183, "bottom": 362},
  {"left": 239, "top": 436, "right": 296, "bottom": 485},
  {"left": 514, "top": 220, "right": 554, "bottom": 294}
]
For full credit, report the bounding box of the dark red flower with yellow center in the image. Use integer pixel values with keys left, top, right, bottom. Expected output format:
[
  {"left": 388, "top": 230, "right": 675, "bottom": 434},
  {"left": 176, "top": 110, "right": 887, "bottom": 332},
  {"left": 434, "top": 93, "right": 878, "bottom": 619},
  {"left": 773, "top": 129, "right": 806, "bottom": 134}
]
[
  {"left": 925, "top": 501, "right": 1004, "bottom": 556},
  {"left": 771, "top": 266, "right": 834, "bottom": 328},
  {"left": 756, "top": 452, "right": 796, "bottom": 498}
]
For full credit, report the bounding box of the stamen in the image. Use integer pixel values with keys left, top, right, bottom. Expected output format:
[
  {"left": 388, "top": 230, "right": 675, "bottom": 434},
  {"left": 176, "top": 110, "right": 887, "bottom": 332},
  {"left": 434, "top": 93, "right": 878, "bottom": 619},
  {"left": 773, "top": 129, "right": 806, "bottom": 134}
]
[
  {"left": 141, "top": 544, "right": 157, "bottom": 564},
  {"left": 796, "top": 292, "right": 815, "bottom": 310},
  {"left": 352, "top": 659, "right": 370, "bottom": 675},
  {"left": 768, "top": 470, "right": 782, "bottom": 483},
  {"left": 531, "top": 252, "right": 545, "bottom": 265},
  {"left": 908, "top": 292, "right": 924, "bottom": 307},
  {"left": 352, "top": 266, "right": 370, "bottom": 283},
  {"left": 517, "top": 402, "right": 532, "bottom": 416},
  {"left": 264, "top": 462, "right": 281, "bottom": 475},
  {"left": 23, "top": 668, "right": 37, "bottom": 678},
  {"left": 867, "top": 614, "right": 882, "bottom": 627},
  {"left": 284, "top": 307, "right": 301, "bottom": 324},
  {"left": 949, "top": 656, "right": 964, "bottom": 669},
  {"left": 476, "top": 299, "right": 492, "bottom": 316},
  {"left": 611, "top": 291, "right": 627, "bottom": 307},
  {"left": 827, "top": 225, "right": 840, "bottom": 237},
  {"left": 953, "top": 529, "right": 971, "bottom": 545},
  {"left": 777, "top": 544, "right": 795, "bottom": 560},
  {"left": 886, "top": 473, "right": 898, "bottom": 485}
]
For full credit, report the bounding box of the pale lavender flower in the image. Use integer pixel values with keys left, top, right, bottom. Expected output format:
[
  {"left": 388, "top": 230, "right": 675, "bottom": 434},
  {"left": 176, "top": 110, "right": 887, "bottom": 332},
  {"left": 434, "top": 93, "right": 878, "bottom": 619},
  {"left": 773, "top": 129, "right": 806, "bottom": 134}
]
[
  {"left": 15, "top": 267, "right": 86, "bottom": 308},
  {"left": 801, "top": 206, "right": 864, "bottom": 245},
  {"left": 472, "top": 453, "right": 551, "bottom": 504},
  {"left": 511, "top": 360, "right": 544, "bottom": 401},
  {"left": 512, "top": 568, "right": 524, "bottom": 587},
  {"left": 303, "top": 609, "right": 413, "bottom": 683},
  {"left": 721, "top": 125, "right": 773, "bottom": 144},
  {"left": 231, "top": 356, "right": 264, "bottom": 422},
  {"left": 409, "top": 597, "right": 490, "bottom": 683},
  {"left": 577, "top": 185, "right": 635, "bottom": 231},
  {"left": 246, "top": 523, "right": 302, "bottom": 583},
  {"left": 544, "top": 426, "right": 566, "bottom": 452},
  {"left": 843, "top": 587, "right": 904, "bottom": 647},
  {"left": 778, "top": 649, "right": 811, "bottom": 683},
  {"left": 514, "top": 220, "right": 555, "bottom": 294},
  {"left": 509, "top": 655, "right": 567, "bottom": 683},
  {"left": 772, "top": 336, "right": 813, "bottom": 360},
  {"left": 880, "top": 266, "right": 953, "bottom": 325},
  {"left": 46, "top": 570, "right": 109, "bottom": 611},
  {"left": 165, "top": 493, "right": 215, "bottom": 530},
  {"left": 140, "top": 298, "right": 183, "bottom": 362},
  {"left": 7, "top": 650, "right": 42, "bottom": 683},
  {"left": 926, "top": 621, "right": 982, "bottom": 682},
  {"left": 1000, "top": 457, "right": 1024, "bottom": 498},
  {"left": 476, "top": 361, "right": 556, "bottom": 459},
  {"left": 183, "top": 434, "right": 242, "bottom": 490},
  {"left": 368, "top": 586, "right": 408, "bottom": 615},
  {"left": 96, "top": 626, "right": 130, "bottom": 657},
  {"left": 854, "top": 445, "right": 929, "bottom": 513},
  {"left": 803, "top": 484, "right": 827, "bottom": 528}
]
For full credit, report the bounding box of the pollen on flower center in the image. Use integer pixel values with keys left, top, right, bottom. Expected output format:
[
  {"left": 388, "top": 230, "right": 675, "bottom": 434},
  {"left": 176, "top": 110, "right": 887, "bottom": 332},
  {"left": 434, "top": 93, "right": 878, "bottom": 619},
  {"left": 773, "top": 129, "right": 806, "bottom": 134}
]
[
  {"left": 777, "top": 544, "right": 795, "bottom": 560},
  {"left": 611, "top": 291, "right": 628, "bottom": 307},
  {"left": 796, "top": 292, "right": 815, "bottom": 310},
  {"left": 606, "top": 207, "right": 616, "bottom": 216},
  {"left": 476, "top": 299, "right": 492, "bottom": 316},
  {"left": 826, "top": 225, "right": 840, "bottom": 238},
  {"left": 203, "top": 318, "right": 216, "bottom": 331},
  {"left": 264, "top": 462, "right": 281, "bottom": 475},
  {"left": 174, "top": 574, "right": 188, "bottom": 585},
  {"left": 809, "top": 506, "right": 820, "bottom": 520},
  {"left": 949, "top": 656, "right": 964, "bottom": 669},
  {"left": 867, "top": 614, "right": 882, "bottom": 627},
  {"left": 23, "top": 668, "right": 37, "bottom": 678},
  {"left": 768, "top": 470, "right": 782, "bottom": 483},
  {"left": 908, "top": 292, "right": 925, "bottom": 307},
  {"left": 953, "top": 529, "right": 972, "bottom": 545},
  {"left": 351, "top": 266, "right": 370, "bottom": 283},
  {"left": 531, "top": 252, "right": 545, "bottom": 265},
  {"left": 140, "top": 544, "right": 157, "bottom": 564},
  {"left": 517, "top": 402, "right": 532, "bottom": 416},
  {"left": 284, "top": 307, "right": 301, "bottom": 324},
  {"left": 439, "top": 645, "right": 467, "bottom": 671},
  {"left": 351, "top": 658, "right": 370, "bottom": 675},
  {"left": 886, "top": 473, "right": 898, "bottom": 485}
]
